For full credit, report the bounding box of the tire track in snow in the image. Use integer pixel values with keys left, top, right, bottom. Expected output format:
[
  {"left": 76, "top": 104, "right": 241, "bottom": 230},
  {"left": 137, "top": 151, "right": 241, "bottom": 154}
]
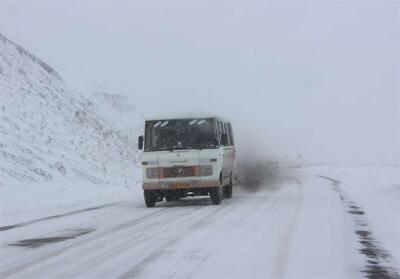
[
  {"left": 55, "top": 206, "right": 208, "bottom": 279},
  {"left": 270, "top": 176, "right": 304, "bottom": 279},
  {"left": 117, "top": 204, "right": 231, "bottom": 279},
  {"left": 0, "top": 206, "right": 172, "bottom": 278},
  {"left": 0, "top": 201, "right": 122, "bottom": 232},
  {"left": 166, "top": 178, "right": 302, "bottom": 279},
  {"left": 19, "top": 202, "right": 226, "bottom": 279},
  {"left": 168, "top": 188, "right": 289, "bottom": 279},
  {"left": 317, "top": 175, "right": 400, "bottom": 279},
  {"left": 1, "top": 201, "right": 154, "bottom": 260}
]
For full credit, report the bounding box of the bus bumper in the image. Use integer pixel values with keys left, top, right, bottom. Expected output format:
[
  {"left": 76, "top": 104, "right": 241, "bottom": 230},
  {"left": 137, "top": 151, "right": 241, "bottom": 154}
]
[{"left": 142, "top": 179, "right": 220, "bottom": 190}]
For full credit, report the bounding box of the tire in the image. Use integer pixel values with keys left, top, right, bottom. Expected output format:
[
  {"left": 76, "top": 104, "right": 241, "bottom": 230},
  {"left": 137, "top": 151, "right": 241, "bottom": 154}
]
[
  {"left": 224, "top": 182, "right": 233, "bottom": 199},
  {"left": 224, "top": 178, "right": 233, "bottom": 199},
  {"left": 210, "top": 187, "right": 222, "bottom": 205},
  {"left": 224, "top": 185, "right": 233, "bottom": 199},
  {"left": 144, "top": 190, "right": 157, "bottom": 208}
]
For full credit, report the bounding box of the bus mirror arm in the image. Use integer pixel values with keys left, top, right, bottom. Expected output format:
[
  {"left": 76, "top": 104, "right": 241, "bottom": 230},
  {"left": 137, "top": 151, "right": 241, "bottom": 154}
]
[{"left": 138, "top": 135, "right": 144, "bottom": 150}]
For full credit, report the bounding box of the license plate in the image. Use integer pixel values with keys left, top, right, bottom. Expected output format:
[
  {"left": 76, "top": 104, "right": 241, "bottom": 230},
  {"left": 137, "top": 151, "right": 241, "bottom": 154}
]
[{"left": 170, "top": 182, "right": 190, "bottom": 189}]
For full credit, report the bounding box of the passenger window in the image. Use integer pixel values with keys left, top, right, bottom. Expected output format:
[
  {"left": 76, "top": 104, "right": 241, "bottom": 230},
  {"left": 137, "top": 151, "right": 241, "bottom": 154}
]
[
  {"left": 217, "top": 121, "right": 223, "bottom": 144},
  {"left": 223, "top": 122, "right": 231, "bottom": 146},
  {"left": 228, "top": 123, "right": 234, "bottom": 146},
  {"left": 224, "top": 122, "right": 230, "bottom": 146},
  {"left": 227, "top": 123, "right": 232, "bottom": 146},
  {"left": 214, "top": 121, "right": 219, "bottom": 145}
]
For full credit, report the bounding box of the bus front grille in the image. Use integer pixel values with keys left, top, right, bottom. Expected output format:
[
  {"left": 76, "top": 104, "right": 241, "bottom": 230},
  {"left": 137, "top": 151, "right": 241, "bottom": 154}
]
[{"left": 162, "top": 166, "right": 197, "bottom": 178}]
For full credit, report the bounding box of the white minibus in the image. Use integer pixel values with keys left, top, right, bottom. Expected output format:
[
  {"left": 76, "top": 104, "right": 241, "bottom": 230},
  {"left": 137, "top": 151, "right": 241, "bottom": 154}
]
[{"left": 138, "top": 116, "right": 235, "bottom": 207}]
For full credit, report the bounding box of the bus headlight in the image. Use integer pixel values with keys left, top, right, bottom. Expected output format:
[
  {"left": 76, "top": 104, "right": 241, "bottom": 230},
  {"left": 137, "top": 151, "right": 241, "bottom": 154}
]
[
  {"left": 146, "top": 168, "right": 160, "bottom": 178},
  {"left": 199, "top": 165, "right": 213, "bottom": 176}
]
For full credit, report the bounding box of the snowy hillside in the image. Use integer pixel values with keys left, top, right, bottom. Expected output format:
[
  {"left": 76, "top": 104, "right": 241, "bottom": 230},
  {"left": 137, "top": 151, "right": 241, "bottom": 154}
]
[{"left": 0, "top": 33, "right": 143, "bottom": 188}]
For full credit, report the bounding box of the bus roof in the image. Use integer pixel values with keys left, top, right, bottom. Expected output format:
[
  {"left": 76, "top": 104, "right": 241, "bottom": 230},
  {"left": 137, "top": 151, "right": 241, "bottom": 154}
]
[{"left": 145, "top": 113, "right": 230, "bottom": 122}]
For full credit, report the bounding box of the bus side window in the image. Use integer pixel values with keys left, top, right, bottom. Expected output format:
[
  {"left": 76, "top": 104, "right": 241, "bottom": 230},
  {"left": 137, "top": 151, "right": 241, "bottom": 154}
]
[
  {"left": 223, "top": 122, "right": 230, "bottom": 146},
  {"left": 214, "top": 120, "right": 220, "bottom": 146},
  {"left": 224, "top": 122, "right": 232, "bottom": 146},
  {"left": 221, "top": 122, "right": 225, "bottom": 145},
  {"left": 227, "top": 123, "right": 232, "bottom": 146},
  {"left": 216, "top": 121, "right": 222, "bottom": 145},
  {"left": 228, "top": 123, "right": 234, "bottom": 146},
  {"left": 219, "top": 121, "right": 226, "bottom": 146}
]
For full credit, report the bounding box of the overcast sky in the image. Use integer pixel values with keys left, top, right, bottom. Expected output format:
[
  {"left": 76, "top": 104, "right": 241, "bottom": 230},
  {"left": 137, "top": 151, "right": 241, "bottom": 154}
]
[{"left": 1, "top": 1, "right": 399, "bottom": 164}]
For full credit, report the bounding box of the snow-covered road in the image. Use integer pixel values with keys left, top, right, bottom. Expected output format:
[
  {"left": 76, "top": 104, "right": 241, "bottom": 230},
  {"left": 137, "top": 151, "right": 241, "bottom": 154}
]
[{"left": 1, "top": 170, "right": 399, "bottom": 279}]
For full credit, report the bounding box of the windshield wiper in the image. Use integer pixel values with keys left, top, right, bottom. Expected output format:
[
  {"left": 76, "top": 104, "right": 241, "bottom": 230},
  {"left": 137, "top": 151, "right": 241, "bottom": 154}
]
[
  {"left": 157, "top": 146, "right": 188, "bottom": 152},
  {"left": 155, "top": 144, "right": 215, "bottom": 152}
]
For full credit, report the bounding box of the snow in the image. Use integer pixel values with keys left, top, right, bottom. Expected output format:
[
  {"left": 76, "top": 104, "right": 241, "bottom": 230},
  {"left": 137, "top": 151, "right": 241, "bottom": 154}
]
[
  {"left": 1, "top": 165, "right": 399, "bottom": 278},
  {"left": 301, "top": 164, "right": 400, "bottom": 269},
  {"left": 0, "top": 34, "right": 143, "bottom": 224},
  {"left": 1, "top": 33, "right": 399, "bottom": 278},
  {"left": 0, "top": 34, "right": 143, "bottom": 186},
  {"left": 0, "top": 178, "right": 141, "bottom": 225}
]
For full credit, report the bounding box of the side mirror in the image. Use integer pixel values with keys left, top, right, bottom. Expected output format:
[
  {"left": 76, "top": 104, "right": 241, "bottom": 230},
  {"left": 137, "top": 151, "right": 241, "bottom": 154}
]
[
  {"left": 138, "top": 135, "right": 144, "bottom": 150},
  {"left": 221, "top": 133, "right": 228, "bottom": 146}
]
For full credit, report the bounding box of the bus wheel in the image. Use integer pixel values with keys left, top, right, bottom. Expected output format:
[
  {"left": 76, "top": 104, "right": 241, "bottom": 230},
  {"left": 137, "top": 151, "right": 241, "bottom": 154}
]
[
  {"left": 224, "top": 176, "right": 233, "bottom": 199},
  {"left": 144, "top": 190, "right": 157, "bottom": 207},
  {"left": 210, "top": 187, "right": 222, "bottom": 205}
]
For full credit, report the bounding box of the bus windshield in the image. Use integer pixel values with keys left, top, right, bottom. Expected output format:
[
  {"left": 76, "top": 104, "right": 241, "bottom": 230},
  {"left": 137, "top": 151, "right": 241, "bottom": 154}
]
[{"left": 144, "top": 118, "right": 217, "bottom": 151}]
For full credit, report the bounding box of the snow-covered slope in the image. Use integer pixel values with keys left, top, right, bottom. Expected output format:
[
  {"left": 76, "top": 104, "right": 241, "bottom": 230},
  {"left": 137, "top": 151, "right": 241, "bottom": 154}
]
[{"left": 0, "top": 33, "right": 143, "bottom": 187}]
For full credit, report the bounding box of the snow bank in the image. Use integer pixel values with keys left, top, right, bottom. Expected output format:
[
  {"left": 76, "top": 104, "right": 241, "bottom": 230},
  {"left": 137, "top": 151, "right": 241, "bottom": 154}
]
[{"left": 0, "top": 34, "right": 143, "bottom": 224}]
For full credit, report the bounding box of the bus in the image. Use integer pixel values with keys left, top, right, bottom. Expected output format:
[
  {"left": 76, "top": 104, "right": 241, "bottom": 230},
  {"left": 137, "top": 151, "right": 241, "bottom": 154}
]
[{"left": 138, "top": 116, "right": 235, "bottom": 207}]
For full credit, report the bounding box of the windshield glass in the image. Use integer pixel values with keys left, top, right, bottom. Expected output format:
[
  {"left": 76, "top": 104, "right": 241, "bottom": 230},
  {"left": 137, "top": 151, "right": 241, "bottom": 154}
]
[{"left": 144, "top": 118, "right": 217, "bottom": 151}]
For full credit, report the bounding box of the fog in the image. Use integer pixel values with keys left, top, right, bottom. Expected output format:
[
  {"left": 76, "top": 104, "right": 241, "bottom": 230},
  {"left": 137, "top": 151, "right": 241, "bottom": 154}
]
[{"left": 1, "top": 1, "right": 399, "bottom": 165}]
